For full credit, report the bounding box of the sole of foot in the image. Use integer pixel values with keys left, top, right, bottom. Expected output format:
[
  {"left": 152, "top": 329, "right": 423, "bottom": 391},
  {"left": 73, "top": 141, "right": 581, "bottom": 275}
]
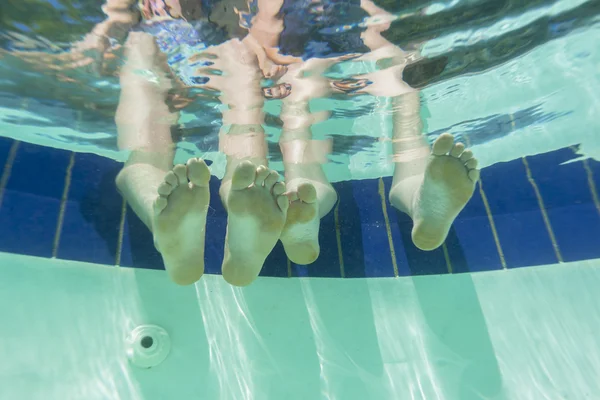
[
  {"left": 280, "top": 180, "right": 322, "bottom": 265},
  {"left": 222, "top": 161, "right": 289, "bottom": 286},
  {"left": 152, "top": 158, "right": 211, "bottom": 285},
  {"left": 390, "top": 133, "right": 480, "bottom": 251}
]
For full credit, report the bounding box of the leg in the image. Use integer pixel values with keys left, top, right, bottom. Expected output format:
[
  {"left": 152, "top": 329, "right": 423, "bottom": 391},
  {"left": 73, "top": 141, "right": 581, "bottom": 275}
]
[
  {"left": 388, "top": 93, "right": 480, "bottom": 250},
  {"left": 277, "top": 61, "right": 339, "bottom": 264},
  {"left": 115, "top": 32, "right": 210, "bottom": 285},
  {"left": 213, "top": 40, "right": 289, "bottom": 286}
]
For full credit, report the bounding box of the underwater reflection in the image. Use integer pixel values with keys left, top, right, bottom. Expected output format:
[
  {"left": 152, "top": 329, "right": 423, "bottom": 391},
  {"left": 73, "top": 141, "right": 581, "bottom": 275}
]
[{"left": 0, "top": 0, "right": 481, "bottom": 283}]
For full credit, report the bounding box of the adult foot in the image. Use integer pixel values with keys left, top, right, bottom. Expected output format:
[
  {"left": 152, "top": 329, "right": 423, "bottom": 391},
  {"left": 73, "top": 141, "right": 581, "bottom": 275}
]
[
  {"left": 390, "top": 133, "right": 479, "bottom": 250},
  {"left": 222, "top": 161, "right": 289, "bottom": 286},
  {"left": 152, "top": 158, "right": 210, "bottom": 285}
]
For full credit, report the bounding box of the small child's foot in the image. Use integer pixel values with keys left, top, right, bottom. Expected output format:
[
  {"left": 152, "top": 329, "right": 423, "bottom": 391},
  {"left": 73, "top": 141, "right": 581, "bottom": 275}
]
[
  {"left": 152, "top": 158, "right": 210, "bottom": 285},
  {"left": 390, "top": 133, "right": 479, "bottom": 251},
  {"left": 279, "top": 181, "right": 321, "bottom": 265},
  {"left": 222, "top": 161, "right": 289, "bottom": 286}
]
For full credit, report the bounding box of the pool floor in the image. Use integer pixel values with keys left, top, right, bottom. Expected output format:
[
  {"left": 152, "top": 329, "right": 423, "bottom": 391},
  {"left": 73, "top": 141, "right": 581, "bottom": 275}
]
[{"left": 1, "top": 252, "right": 598, "bottom": 400}]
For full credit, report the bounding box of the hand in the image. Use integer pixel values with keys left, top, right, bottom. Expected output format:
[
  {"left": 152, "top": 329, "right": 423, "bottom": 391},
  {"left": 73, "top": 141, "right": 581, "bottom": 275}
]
[{"left": 69, "top": 17, "right": 134, "bottom": 75}]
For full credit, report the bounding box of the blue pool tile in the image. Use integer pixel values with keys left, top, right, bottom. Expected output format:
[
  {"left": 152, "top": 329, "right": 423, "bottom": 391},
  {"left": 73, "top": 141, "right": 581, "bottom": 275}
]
[
  {"left": 458, "top": 184, "right": 489, "bottom": 219},
  {"left": 351, "top": 177, "right": 385, "bottom": 224},
  {"left": 334, "top": 180, "right": 366, "bottom": 278},
  {"left": 382, "top": 176, "right": 418, "bottom": 277},
  {"left": 588, "top": 159, "right": 600, "bottom": 196},
  {"left": 479, "top": 159, "right": 540, "bottom": 215},
  {"left": 5, "top": 142, "right": 71, "bottom": 199},
  {"left": 68, "top": 153, "right": 121, "bottom": 201},
  {"left": 443, "top": 228, "right": 470, "bottom": 274},
  {"left": 260, "top": 242, "right": 289, "bottom": 278},
  {"left": 493, "top": 211, "right": 558, "bottom": 268},
  {"left": 0, "top": 137, "right": 13, "bottom": 166},
  {"left": 0, "top": 190, "right": 59, "bottom": 257},
  {"left": 119, "top": 213, "right": 134, "bottom": 267},
  {"left": 204, "top": 175, "right": 227, "bottom": 274},
  {"left": 525, "top": 148, "right": 592, "bottom": 209},
  {"left": 56, "top": 201, "right": 117, "bottom": 265},
  {"left": 352, "top": 177, "right": 406, "bottom": 277},
  {"left": 204, "top": 216, "right": 226, "bottom": 274},
  {"left": 359, "top": 224, "right": 397, "bottom": 277},
  {"left": 57, "top": 154, "right": 123, "bottom": 265},
  {"left": 546, "top": 204, "right": 600, "bottom": 262},
  {"left": 121, "top": 206, "right": 164, "bottom": 270},
  {"left": 291, "top": 262, "right": 309, "bottom": 277},
  {"left": 453, "top": 216, "right": 504, "bottom": 272}
]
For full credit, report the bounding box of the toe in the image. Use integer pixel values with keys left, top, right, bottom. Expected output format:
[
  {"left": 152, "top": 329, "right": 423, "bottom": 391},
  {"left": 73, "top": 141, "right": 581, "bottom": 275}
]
[
  {"left": 460, "top": 150, "right": 474, "bottom": 163},
  {"left": 153, "top": 195, "right": 168, "bottom": 214},
  {"left": 468, "top": 169, "right": 480, "bottom": 183},
  {"left": 187, "top": 158, "right": 210, "bottom": 186},
  {"left": 297, "top": 182, "right": 317, "bottom": 203},
  {"left": 273, "top": 181, "right": 286, "bottom": 196},
  {"left": 157, "top": 181, "right": 173, "bottom": 196},
  {"left": 432, "top": 133, "right": 454, "bottom": 155},
  {"left": 231, "top": 160, "right": 257, "bottom": 190},
  {"left": 173, "top": 164, "right": 188, "bottom": 184},
  {"left": 164, "top": 171, "right": 179, "bottom": 187},
  {"left": 465, "top": 158, "right": 478, "bottom": 170},
  {"left": 255, "top": 165, "right": 270, "bottom": 186},
  {"left": 264, "top": 171, "right": 280, "bottom": 190},
  {"left": 449, "top": 142, "right": 465, "bottom": 158}
]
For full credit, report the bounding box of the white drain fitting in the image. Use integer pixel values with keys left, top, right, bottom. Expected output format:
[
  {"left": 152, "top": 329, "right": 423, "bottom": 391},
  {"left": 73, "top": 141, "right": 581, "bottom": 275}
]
[{"left": 126, "top": 324, "right": 171, "bottom": 369}]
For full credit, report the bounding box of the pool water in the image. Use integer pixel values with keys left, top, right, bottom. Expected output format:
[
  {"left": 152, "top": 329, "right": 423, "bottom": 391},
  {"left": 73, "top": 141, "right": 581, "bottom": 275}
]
[
  {"left": 1, "top": 0, "right": 600, "bottom": 398},
  {"left": 2, "top": 252, "right": 600, "bottom": 399}
]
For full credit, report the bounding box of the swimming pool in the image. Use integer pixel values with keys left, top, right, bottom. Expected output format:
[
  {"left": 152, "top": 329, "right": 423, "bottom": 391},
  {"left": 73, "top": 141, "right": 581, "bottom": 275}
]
[
  {"left": 1, "top": 0, "right": 600, "bottom": 398},
  {"left": 2, "top": 253, "right": 600, "bottom": 399}
]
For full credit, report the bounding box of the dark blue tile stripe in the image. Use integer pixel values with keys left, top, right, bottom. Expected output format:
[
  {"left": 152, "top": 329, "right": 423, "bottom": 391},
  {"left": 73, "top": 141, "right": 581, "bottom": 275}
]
[{"left": 1, "top": 138, "right": 599, "bottom": 277}]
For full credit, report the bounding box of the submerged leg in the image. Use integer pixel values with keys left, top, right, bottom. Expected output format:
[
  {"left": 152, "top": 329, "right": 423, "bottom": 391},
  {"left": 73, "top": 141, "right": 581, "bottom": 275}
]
[
  {"left": 388, "top": 94, "right": 479, "bottom": 250},
  {"left": 115, "top": 32, "right": 209, "bottom": 284}
]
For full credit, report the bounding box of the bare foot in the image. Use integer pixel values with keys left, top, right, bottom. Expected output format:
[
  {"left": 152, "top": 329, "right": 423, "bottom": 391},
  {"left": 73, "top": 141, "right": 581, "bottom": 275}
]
[
  {"left": 222, "top": 161, "right": 289, "bottom": 286},
  {"left": 152, "top": 158, "right": 211, "bottom": 285},
  {"left": 279, "top": 181, "right": 321, "bottom": 265},
  {"left": 390, "top": 133, "right": 480, "bottom": 251}
]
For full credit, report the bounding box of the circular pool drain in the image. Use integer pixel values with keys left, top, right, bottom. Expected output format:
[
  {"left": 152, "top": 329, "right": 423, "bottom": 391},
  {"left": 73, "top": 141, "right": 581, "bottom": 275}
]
[{"left": 126, "top": 324, "right": 171, "bottom": 369}]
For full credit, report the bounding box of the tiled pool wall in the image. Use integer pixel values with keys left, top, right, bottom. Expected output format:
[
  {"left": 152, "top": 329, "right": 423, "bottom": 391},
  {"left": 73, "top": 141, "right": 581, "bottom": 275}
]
[{"left": 0, "top": 136, "right": 599, "bottom": 278}]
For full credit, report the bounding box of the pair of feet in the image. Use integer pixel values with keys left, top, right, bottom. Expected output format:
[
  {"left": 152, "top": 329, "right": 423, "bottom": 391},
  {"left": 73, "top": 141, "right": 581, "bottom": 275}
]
[
  {"left": 151, "top": 133, "right": 479, "bottom": 286},
  {"left": 152, "top": 159, "right": 321, "bottom": 286}
]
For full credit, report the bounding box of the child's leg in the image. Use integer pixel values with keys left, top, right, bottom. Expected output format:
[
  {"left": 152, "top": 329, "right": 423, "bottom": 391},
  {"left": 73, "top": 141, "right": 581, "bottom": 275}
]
[
  {"left": 388, "top": 92, "right": 480, "bottom": 251},
  {"left": 350, "top": 6, "right": 481, "bottom": 250},
  {"left": 277, "top": 61, "right": 339, "bottom": 265},
  {"left": 211, "top": 39, "right": 289, "bottom": 286},
  {"left": 115, "top": 32, "right": 210, "bottom": 285}
]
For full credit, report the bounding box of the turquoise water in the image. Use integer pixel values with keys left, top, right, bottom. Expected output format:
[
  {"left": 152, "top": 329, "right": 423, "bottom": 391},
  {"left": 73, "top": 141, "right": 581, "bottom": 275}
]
[
  {"left": 1, "top": 0, "right": 600, "bottom": 398},
  {"left": 0, "top": 0, "right": 598, "bottom": 182},
  {"left": 2, "top": 253, "right": 600, "bottom": 399}
]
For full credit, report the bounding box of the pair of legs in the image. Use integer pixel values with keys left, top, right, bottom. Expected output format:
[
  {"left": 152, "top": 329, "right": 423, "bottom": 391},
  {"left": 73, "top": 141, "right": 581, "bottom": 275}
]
[{"left": 115, "top": 33, "right": 333, "bottom": 286}]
